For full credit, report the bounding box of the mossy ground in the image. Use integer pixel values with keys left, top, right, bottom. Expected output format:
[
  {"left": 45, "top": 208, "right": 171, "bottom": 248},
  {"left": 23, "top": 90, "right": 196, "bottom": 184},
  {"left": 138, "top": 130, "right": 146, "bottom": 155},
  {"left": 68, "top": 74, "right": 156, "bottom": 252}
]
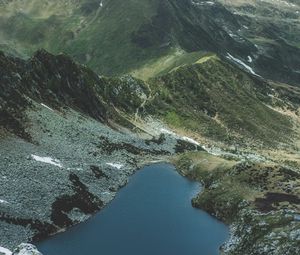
[{"left": 173, "top": 150, "right": 300, "bottom": 254}]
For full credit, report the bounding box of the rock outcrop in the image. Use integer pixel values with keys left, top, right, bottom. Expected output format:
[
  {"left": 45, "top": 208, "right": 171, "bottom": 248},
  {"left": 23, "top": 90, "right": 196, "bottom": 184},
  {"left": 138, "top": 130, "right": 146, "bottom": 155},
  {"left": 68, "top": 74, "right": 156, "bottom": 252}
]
[
  {"left": 12, "top": 244, "right": 42, "bottom": 255},
  {"left": 0, "top": 50, "right": 194, "bottom": 248}
]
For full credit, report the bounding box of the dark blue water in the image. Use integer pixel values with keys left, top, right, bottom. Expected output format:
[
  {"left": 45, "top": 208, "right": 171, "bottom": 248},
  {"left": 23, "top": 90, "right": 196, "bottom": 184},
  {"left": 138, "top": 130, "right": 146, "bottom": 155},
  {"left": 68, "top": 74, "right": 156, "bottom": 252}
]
[{"left": 37, "top": 163, "right": 228, "bottom": 255}]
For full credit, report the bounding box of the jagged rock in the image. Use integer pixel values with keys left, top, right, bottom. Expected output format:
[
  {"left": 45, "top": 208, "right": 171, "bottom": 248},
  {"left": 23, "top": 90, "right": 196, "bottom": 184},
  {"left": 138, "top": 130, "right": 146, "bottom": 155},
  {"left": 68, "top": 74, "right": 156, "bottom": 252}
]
[{"left": 12, "top": 244, "right": 42, "bottom": 255}]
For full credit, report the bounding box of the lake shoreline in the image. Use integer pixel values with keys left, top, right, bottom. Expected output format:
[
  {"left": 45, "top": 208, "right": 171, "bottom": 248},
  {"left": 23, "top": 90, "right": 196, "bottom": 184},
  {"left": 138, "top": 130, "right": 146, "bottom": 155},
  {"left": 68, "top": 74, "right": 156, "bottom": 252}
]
[
  {"left": 37, "top": 163, "right": 229, "bottom": 255},
  {"left": 173, "top": 151, "right": 300, "bottom": 255}
]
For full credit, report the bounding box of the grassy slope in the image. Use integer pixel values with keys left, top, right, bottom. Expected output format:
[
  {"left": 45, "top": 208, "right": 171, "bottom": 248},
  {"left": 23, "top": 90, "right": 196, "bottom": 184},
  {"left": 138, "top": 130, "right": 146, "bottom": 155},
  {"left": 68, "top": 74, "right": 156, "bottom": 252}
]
[
  {"left": 1, "top": 0, "right": 300, "bottom": 86},
  {"left": 0, "top": 0, "right": 256, "bottom": 76},
  {"left": 63, "top": 0, "right": 164, "bottom": 75},
  {"left": 174, "top": 151, "right": 300, "bottom": 255},
  {"left": 1, "top": 0, "right": 299, "bottom": 87},
  {"left": 145, "top": 55, "right": 293, "bottom": 146},
  {"left": 130, "top": 49, "right": 208, "bottom": 80},
  {"left": 0, "top": 0, "right": 164, "bottom": 74}
]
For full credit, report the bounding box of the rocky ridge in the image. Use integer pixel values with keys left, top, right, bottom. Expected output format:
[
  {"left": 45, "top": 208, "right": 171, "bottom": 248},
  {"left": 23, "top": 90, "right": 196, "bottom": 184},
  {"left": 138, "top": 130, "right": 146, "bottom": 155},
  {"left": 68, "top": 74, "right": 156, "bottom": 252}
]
[
  {"left": 1, "top": 47, "right": 300, "bottom": 255},
  {"left": 0, "top": 50, "right": 201, "bottom": 249}
]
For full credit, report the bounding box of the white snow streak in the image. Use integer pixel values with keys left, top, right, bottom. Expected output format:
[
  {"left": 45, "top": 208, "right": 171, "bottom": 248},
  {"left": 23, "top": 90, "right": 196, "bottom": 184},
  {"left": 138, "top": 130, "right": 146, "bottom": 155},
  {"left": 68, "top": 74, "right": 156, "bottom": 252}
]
[
  {"left": 31, "top": 155, "right": 63, "bottom": 168},
  {"left": 160, "top": 128, "right": 200, "bottom": 146},
  {"left": 40, "top": 103, "right": 54, "bottom": 111},
  {"left": 106, "top": 163, "right": 123, "bottom": 169},
  {"left": 182, "top": 136, "right": 200, "bottom": 145},
  {"left": 160, "top": 128, "right": 177, "bottom": 136},
  {"left": 227, "top": 53, "right": 260, "bottom": 77},
  {"left": 0, "top": 199, "right": 9, "bottom": 204},
  {"left": 191, "top": 0, "right": 214, "bottom": 6},
  {"left": 0, "top": 247, "right": 12, "bottom": 255}
]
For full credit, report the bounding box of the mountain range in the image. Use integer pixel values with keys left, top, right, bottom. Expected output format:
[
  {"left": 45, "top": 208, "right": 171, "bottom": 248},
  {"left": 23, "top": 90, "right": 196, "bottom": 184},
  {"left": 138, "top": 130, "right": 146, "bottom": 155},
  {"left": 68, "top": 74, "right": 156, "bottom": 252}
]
[
  {"left": 0, "top": 1, "right": 300, "bottom": 255},
  {"left": 0, "top": 0, "right": 300, "bottom": 85}
]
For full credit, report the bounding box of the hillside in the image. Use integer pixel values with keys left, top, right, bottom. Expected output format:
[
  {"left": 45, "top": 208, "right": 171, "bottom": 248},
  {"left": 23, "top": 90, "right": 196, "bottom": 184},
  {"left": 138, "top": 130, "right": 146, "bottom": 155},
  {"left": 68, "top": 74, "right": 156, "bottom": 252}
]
[
  {"left": 145, "top": 54, "right": 295, "bottom": 146},
  {"left": 217, "top": 0, "right": 300, "bottom": 86},
  {"left": 1, "top": 47, "right": 300, "bottom": 254},
  {"left": 0, "top": 0, "right": 299, "bottom": 85},
  {"left": 1, "top": 1, "right": 300, "bottom": 253},
  {"left": 0, "top": 49, "right": 188, "bottom": 248}
]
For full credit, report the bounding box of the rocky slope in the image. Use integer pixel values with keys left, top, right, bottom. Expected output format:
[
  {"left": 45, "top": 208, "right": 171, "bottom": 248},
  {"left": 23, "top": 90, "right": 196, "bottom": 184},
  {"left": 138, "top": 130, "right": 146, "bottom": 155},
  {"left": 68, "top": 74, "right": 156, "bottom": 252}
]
[
  {"left": 0, "top": 0, "right": 299, "bottom": 86},
  {"left": 1, "top": 243, "right": 42, "bottom": 255},
  {"left": 1, "top": 44, "right": 300, "bottom": 255},
  {"left": 0, "top": 50, "right": 203, "bottom": 249},
  {"left": 217, "top": 0, "right": 300, "bottom": 86}
]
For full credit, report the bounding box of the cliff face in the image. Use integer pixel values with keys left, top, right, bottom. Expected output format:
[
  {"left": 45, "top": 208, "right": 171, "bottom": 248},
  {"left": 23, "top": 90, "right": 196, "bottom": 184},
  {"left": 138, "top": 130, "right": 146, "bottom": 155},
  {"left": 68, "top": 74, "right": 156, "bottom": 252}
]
[
  {"left": 0, "top": 49, "right": 151, "bottom": 139},
  {"left": 0, "top": 51, "right": 30, "bottom": 139}
]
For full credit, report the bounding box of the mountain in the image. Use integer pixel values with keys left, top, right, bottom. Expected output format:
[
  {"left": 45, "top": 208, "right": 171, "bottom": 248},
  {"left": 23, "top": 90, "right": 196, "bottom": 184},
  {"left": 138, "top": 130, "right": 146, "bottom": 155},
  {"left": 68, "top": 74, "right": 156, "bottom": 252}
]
[
  {"left": 1, "top": 48, "right": 300, "bottom": 254},
  {"left": 217, "top": 0, "right": 300, "bottom": 86},
  {"left": 1, "top": 1, "right": 300, "bottom": 255},
  {"left": 0, "top": 0, "right": 299, "bottom": 85},
  {"left": 145, "top": 54, "right": 294, "bottom": 146},
  {"left": 0, "top": 49, "right": 185, "bottom": 248}
]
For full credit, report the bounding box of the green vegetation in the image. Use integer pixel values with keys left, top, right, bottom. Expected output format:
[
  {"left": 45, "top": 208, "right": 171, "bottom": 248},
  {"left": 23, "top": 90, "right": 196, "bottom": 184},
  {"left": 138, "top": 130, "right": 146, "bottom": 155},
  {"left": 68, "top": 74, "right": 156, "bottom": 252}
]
[
  {"left": 0, "top": 0, "right": 265, "bottom": 77},
  {"left": 175, "top": 151, "right": 300, "bottom": 222},
  {"left": 0, "top": 0, "right": 300, "bottom": 86},
  {"left": 165, "top": 111, "right": 182, "bottom": 127},
  {"left": 0, "top": 0, "right": 164, "bottom": 75},
  {"left": 174, "top": 151, "right": 300, "bottom": 255},
  {"left": 146, "top": 56, "right": 293, "bottom": 146},
  {"left": 130, "top": 49, "right": 208, "bottom": 80},
  {"left": 174, "top": 151, "right": 245, "bottom": 223}
]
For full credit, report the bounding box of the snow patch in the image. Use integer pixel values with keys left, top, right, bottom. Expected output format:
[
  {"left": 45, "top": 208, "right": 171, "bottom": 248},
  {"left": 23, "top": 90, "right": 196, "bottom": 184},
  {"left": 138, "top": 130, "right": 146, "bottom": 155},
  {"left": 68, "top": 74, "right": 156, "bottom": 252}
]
[
  {"left": 0, "top": 199, "right": 9, "bottom": 204},
  {"left": 182, "top": 136, "right": 200, "bottom": 145},
  {"left": 40, "top": 103, "right": 54, "bottom": 111},
  {"left": 191, "top": 0, "right": 215, "bottom": 6},
  {"left": 160, "top": 128, "right": 200, "bottom": 146},
  {"left": 201, "top": 145, "right": 222, "bottom": 156},
  {"left": 226, "top": 53, "right": 260, "bottom": 77},
  {"left": 106, "top": 163, "right": 123, "bottom": 169},
  {"left": 160, "top": 128, "right": 176, "bottom": 136},
  {"left": 143, "top": 118, "right": 201, "bottom": 147},
  {"left": 0, "top": 247, "right": 12, "bottom": 255},
  {"left": 31, "top": 155, "right": 63, "bottom": 168},
  {"left": 258, "top": 0, "right": 296, "bottom": 8},
  {"left": 247, "top": 56, "right": 253, "bottom": 63}
]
